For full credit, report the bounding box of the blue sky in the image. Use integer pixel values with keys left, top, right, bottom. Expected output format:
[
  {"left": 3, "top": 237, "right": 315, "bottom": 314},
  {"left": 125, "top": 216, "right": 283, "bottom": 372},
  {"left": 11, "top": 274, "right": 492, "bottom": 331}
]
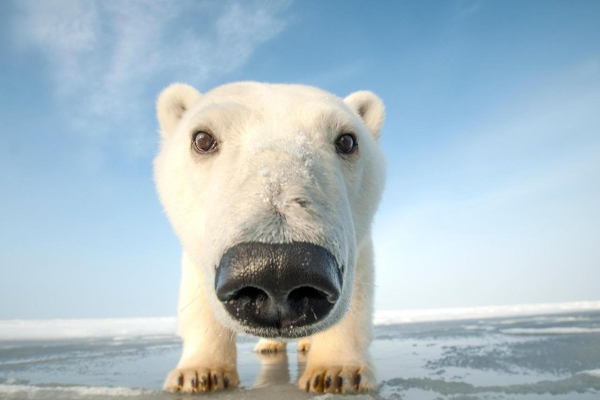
[{"left": 1, "top": 0, "right": 599, "bottom": 319}]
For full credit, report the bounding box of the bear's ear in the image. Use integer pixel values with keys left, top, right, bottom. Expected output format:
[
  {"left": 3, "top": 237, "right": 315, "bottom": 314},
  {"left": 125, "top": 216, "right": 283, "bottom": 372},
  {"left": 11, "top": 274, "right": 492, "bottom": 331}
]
[
  {"left": 156, "top": 83, "right": 202, "bottom": 138},
  {"left": 343, "top": 91, "right": 385, "bottom": 139}
]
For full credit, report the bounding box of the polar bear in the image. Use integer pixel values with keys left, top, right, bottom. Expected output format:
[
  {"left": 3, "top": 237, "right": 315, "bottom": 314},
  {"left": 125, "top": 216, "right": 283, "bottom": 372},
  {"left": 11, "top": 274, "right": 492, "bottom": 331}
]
[{"left": 154, "top": 81, "right": 386, "bottom": 394}]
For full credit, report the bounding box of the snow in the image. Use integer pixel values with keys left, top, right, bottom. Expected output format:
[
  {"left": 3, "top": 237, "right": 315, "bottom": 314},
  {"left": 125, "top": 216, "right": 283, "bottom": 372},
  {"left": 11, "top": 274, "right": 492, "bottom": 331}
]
[
  {"left": 502, "top": 327, "right": 600, "bottom": 335},
  {"left": 1, "top": 301, "right": 599, "bottom": 341},
  {"left": 373, "top": 300, "right": 600, "bottom": 325},
  {"left": 579, "top": 369, "right": 600, "bottom": 377},
  {"left": 0, "top": 384, "right": 149, "bottom": 397},
  {"left": 0, "top": 317, "right": 176, "bottom": 341}
]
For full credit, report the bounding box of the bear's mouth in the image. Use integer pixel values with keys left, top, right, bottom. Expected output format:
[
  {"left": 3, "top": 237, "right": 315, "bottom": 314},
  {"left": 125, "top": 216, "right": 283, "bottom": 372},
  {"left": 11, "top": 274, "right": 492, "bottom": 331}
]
[
  {"left": 238, "top": 320, "right": 326, "bottom": 340},
  {"left": 214, "top": 241, "right": 343, "bottom": 338}
]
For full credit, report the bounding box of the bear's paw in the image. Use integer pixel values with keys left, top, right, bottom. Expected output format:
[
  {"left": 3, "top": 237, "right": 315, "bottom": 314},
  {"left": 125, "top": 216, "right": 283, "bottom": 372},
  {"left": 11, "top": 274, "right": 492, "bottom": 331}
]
[
  {"left": 298, "top": 363, "right": 376, "bottom": 394},
  {"left": 163, "top": 366, "right": 239, "bottom": 393},
  {"left": 297, "top": 338, "right": 311, "bottom": 352},
  {"left": 253, "top": 339, "right": 287, "bottom": 354}
]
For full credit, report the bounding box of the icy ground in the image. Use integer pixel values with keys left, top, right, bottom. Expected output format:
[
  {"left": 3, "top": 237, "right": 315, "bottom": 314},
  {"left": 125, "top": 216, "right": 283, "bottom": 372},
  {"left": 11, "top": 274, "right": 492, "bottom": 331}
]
[{"left": 1, "top": 304, "right": 599, "bottom": 400}]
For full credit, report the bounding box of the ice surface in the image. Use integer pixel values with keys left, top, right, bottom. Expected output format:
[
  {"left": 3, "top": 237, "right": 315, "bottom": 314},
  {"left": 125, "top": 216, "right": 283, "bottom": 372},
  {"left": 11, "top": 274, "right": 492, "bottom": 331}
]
[{"left": 1, "top": 304, "right": 599, "bottom": 399}]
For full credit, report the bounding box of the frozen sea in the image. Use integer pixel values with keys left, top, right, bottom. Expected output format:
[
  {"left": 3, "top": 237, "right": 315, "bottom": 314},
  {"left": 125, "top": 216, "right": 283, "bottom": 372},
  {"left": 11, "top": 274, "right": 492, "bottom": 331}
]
[{"left": 1, "top": 302, "right": 599, "bottom": 400}]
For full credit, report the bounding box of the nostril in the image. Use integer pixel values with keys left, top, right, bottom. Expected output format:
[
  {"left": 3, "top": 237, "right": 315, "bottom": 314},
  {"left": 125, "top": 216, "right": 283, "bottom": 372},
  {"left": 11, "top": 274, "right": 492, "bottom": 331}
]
[
  {"left": 288, "top": 286, "right": 335, "bottom": 304},
  {"left": 230, "top": 286, "right": 269, "bottom": 302}
]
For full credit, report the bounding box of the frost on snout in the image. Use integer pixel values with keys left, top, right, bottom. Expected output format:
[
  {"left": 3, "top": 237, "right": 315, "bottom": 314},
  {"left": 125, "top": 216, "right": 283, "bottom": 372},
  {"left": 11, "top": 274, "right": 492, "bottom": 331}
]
[
  {"left": 252, "top": 133, "right": 319, "bottom": 209},
  {"left": 214, "top": 242, "right": 343, "bottom": 339}
]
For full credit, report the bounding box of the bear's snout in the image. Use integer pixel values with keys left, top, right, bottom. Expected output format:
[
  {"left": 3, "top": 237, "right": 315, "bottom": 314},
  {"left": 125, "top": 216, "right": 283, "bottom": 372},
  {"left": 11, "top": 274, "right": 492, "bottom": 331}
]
[{"left": 215, "top": 242, "right": 342, "bottom": 338}]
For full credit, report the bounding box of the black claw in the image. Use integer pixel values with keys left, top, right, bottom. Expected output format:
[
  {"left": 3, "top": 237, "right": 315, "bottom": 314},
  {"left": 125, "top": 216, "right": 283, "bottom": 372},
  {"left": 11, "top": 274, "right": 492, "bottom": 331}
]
[
  {"left": 224, "top": 376, "right": 229, "bottom": 388},
  {"left": 355, "top": 373, "right": 361, "bottom": 387},
  {"left": 191, "top": 377, "right": 197, "bottom": 388},
  {"left": 177, "top": 375, "right": 183, "bottom": 387},
  {"left": 313, "top": 375, "right": 320, "bottom": 388},
  {"left": 200, "top": 375, "right": 207, "bottom": 386},
  {"left": 305, "top": 380, "right": 310, "bottom": 392},
  {"left": 325, "top": 376, "right": 331, "bottom": 389},
  {"left": 213, "top": 374, "right": 219, "bottom": 386},
  {"left": 337, "top": 376, "right": 343, "bottom": 389}
]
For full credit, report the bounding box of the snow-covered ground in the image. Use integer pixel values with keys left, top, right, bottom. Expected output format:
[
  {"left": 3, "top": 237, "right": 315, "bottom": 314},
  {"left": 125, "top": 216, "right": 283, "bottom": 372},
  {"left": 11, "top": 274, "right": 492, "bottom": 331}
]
[
  {"left": 1, "top": 301, "right": 599, "bottom": 399},
  {"left": 2, "top": 300, "right": 599, "bottom": 340}
]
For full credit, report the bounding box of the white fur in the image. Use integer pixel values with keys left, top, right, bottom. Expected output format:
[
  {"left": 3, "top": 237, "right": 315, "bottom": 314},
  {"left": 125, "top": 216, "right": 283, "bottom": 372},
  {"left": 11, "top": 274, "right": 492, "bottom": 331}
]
[{"left": 154, "top": 81, "right": 386, "bottom": 393}]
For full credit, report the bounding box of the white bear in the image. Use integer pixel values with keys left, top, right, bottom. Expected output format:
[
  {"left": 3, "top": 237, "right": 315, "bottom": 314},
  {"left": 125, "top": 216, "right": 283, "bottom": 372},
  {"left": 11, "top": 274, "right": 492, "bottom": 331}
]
[{"left": 154, "top": 81, "right": 386, "bottom": 394}]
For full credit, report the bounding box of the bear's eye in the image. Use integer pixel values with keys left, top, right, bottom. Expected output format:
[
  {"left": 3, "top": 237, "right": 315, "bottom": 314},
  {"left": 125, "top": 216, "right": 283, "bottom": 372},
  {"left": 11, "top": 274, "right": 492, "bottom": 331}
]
[
  {"left": 335, "top": 133, "right": 357, "bottom": 154},
  {"left": 193, "top": 131, "right": 217, "bottom": 153}
]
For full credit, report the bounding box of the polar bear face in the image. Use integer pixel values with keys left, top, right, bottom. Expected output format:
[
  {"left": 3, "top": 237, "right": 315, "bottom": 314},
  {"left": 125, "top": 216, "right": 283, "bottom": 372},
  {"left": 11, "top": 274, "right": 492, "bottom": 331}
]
[{"left": 155, "top": 82, "right": 385, "bottom": 339}]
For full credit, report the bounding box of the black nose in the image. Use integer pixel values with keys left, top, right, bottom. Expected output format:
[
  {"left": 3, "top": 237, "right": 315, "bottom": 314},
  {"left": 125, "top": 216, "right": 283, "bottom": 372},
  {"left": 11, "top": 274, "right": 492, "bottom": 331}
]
[{"left": 215, "top": 242, "right": 342, "bottom": 337}]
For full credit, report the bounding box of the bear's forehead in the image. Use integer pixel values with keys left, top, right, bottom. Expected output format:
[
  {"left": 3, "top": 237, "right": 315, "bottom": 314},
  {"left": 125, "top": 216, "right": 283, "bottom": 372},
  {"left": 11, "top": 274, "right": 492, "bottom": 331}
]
[
  {"left": 184, "top": 82, "right": 359, "bottom": 137},
  {"left": 202, "top": 82, "right": 344, "bottom": 109}
]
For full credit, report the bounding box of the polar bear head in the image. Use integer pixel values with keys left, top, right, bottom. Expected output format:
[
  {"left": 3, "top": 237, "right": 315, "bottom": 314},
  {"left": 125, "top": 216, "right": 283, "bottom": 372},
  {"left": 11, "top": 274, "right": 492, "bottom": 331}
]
[{"left": 155, "top": 82, "right": 385, "bottom": 339}]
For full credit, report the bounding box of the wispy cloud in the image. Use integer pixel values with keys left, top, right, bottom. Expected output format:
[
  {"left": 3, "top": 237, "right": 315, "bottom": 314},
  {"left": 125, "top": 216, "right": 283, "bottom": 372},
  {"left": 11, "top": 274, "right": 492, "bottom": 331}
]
[{"left": 13, "top": 0, "right": 290, "bottom": 157}]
